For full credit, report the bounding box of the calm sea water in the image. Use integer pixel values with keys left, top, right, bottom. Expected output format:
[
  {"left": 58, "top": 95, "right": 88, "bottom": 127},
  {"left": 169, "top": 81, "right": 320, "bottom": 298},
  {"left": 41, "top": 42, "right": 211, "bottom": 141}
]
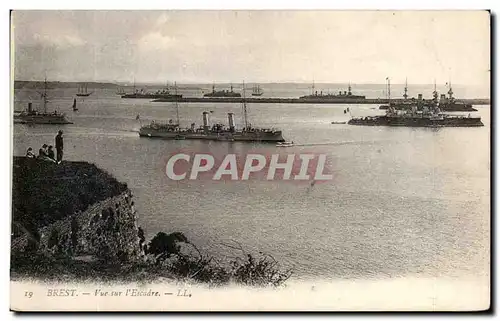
[{"left": 13, "top": 84, "right": 490, "bottom": 281}]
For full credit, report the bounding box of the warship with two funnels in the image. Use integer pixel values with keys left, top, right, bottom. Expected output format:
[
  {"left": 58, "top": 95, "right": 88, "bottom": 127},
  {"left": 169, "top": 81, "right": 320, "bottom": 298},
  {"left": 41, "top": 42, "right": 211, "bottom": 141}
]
[
  {"left": 203, "top": 84, "right": 241, "bottom": 98},
  {"left": 299, "top": 83, "right": 366, "bottom": 101},
  {"left": 139, "top": 84, "right": 285, "bottom": 142}
]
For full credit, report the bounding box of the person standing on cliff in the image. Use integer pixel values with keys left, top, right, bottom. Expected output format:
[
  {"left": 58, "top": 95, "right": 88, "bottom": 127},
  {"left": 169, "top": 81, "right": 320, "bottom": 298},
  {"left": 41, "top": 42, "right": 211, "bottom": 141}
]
[{"left": 55, "top": 130, "right": 64, "bottom": 164}]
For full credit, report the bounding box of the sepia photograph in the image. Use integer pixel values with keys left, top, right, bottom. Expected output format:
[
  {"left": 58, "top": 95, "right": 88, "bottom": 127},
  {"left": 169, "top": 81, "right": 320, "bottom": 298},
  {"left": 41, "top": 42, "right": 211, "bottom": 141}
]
[{"left": 9, "top": 9, "right": 491, "bottom": 311}]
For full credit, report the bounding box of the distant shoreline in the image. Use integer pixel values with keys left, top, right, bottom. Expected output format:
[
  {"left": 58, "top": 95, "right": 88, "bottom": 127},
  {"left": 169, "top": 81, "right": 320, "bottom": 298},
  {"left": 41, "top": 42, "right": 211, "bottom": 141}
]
[
  {"left": 13, "top": 80, "right": 490, "bottom": 104},
  {"left": 14, "top": 79, "right": 490, "bottom": 88}
]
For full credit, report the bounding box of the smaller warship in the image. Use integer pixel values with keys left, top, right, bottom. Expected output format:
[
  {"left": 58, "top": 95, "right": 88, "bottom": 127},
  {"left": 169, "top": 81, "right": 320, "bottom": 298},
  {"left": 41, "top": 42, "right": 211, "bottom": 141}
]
[
  {"left": 14, "top": 78, "right": 73, "bottom": 125},
  {"left": 348, "top": 78, "right": 483, "bottom": 128},
  {"left": 121, "top": 81, "right": 183, "bottom": 99},
  {"left": 140, "top": 83, "right": 284, "bottom": 142},
  {"left": 121, "top": 89, "right": 182, "bottom": 99},
  {"left": 203, "top": 84, "right": 241, "bottom": 98},
  {"left": 299, "top": 83, "right": 366, "bottom": 100}
]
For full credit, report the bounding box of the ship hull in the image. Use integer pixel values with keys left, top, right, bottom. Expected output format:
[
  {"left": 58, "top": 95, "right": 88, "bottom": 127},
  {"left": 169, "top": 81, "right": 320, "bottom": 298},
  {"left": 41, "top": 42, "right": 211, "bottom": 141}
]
[
  {"left": 203, "top": 94, "right": 242, "bottom": 98},
  {"left": 138, "top": 129, "right": 285, "bottom": 142},
  {"left": 121, "top": 94, "right": 183, "bottom": 99},
  {"left": 348, "top": 115, "right": 483, "bottom": 127},
  {"left": 14, "top": 115, "right": 73, "bottom": 125},
  {"left": 76, "top": 93, "right": 91, "bottom": 97},
  {"left": 379, "top": 103, "right": 477, "bottom": 112},
  {"left": 299, "top": 95, "right": 366, "bottom": 100}
]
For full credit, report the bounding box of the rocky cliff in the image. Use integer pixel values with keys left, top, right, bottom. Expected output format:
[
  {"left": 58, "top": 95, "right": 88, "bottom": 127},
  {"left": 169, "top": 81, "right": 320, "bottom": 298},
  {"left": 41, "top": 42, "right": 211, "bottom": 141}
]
[{"left": 11, "top": 157, "right": 144, "bottom": 263}]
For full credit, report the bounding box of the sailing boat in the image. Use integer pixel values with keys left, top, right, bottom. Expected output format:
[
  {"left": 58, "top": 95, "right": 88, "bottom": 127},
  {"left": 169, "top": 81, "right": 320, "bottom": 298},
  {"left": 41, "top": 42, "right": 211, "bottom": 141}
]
[
  {"left": 252, "top": 84, "right": 264, "bottom": 96},
  {"left": 116, "top": 87, "right": 126, "bottom": 95},
  {"left": 76, "top": 83, "right": 92, "bottom": 97},
  {"left": 72, "top": 98, "right": 78, "bottom": 111}
]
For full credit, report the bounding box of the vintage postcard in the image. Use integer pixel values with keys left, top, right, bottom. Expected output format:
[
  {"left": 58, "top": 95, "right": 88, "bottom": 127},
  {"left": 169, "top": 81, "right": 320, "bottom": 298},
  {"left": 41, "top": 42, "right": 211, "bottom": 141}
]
[{"left": 10, "top": 10, "right": 490, "bottom": 311}]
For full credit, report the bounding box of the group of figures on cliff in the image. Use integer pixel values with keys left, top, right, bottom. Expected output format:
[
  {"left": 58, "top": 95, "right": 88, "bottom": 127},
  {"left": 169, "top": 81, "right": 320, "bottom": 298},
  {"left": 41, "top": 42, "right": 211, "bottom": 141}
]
[{"left": 25, "top": 130, "right": 64, "bottom": 164}]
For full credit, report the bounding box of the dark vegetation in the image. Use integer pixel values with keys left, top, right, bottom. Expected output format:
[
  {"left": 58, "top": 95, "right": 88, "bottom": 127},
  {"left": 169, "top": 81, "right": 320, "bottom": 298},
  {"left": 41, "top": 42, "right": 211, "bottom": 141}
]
[
  {"left": 12, "top": 157, "right": 127, "bottom": 240},
  {"left": 11, "top": 231, "right": 293, "bottom": 287},
  {"left": 11, "top": 157, "right": 292, "bottom": 287},
  {"left": 144, "top": 233, "right": 293, "bottom": 286}
]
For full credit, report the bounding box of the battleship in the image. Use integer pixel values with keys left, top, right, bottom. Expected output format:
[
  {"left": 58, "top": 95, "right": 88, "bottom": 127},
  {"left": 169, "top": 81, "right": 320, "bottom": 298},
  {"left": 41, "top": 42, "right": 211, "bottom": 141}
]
[
  {"left": 349, "top": 79, "right": 483, "bottom": 128},
  {"left": 14, "top": 78, "right": 73, "bottom": 125},
  {"left": 121, "top": 90, "right": 182, "bottom": 99},
  {"left": 203, "top": 84, "right": 241, "bottom": 98},
  {"left": 139, "top": 84, "right": 285, "bottom": 142},
  {"left": 121, "top": 81, "right": 183, "bottom": 99},
  {"left": 299, "top": 83, "right": 366, "bottom": 101},
  {"left": 379, "top": 80, "right": 477, "bottom": 112}
]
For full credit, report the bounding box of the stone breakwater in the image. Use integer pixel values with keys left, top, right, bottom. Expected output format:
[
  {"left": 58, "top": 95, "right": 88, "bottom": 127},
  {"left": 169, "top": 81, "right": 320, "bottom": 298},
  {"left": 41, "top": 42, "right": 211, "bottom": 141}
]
[{"left": 150, "top": 96, "right": 491, "bottom": 106}]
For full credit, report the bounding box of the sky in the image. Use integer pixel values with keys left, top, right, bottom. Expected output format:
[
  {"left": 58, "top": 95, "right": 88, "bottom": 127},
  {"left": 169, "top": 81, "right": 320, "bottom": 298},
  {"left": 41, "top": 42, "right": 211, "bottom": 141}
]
[{"left": 11, "top": 10, "right": 491, "bottom": 86}]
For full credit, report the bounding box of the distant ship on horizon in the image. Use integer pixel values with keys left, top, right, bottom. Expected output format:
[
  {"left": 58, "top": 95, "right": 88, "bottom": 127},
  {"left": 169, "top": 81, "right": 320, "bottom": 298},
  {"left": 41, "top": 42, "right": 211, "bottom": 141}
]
[
  {"left": 120, "top": 80, "right": 183, "bottom": 99},
  {"left": 116, "top": 87, "right": 126, "bottom": 95},
  {"left": 76, "top": 83, "right": 92, "bottom": 97},
  {"left": 299, "top": 82, "right": 366, "bottom": 100},
  {"left": 203, "top": 84, "right": 241, "bottom": 98},
  {"left": 252, "top": 85, "right": 264, "bottom": 96}
]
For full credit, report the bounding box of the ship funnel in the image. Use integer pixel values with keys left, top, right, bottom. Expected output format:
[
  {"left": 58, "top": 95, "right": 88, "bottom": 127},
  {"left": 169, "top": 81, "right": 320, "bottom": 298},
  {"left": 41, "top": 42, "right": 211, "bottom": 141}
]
[
  {"left": 28, "top": 102, "right": 32, "bottom": 113},
  {"left": 418, "top": 94, "right": 423, "bottom": 100},
  {"left": 228, "top": 113, "right": 235, "bottom": 132},
  {"left": 202, "top": 111, "right": 210, "bottom": 133}
]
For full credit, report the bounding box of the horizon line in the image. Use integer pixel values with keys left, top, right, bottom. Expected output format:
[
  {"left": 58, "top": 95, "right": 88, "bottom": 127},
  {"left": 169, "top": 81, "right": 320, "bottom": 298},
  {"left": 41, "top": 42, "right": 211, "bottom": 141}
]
[{"left": 13, "top": 79, "right": 485, "bottom": 87}]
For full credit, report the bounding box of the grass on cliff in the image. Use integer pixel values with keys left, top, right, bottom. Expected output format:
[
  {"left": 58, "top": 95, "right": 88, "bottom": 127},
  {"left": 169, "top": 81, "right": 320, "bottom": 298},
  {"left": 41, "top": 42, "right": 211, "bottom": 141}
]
[
  {"left": 10, "top": 157, "right": 293, "bottom": 287},
  {"left": 12, "top": 157, "right": 127, "bottom": 238},
  {"left": 11, "top": 232, "right": 293, "bottom": 287}
]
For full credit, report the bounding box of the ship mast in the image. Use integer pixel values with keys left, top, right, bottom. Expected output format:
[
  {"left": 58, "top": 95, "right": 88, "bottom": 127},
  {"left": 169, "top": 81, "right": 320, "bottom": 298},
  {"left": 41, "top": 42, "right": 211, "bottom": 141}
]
[
  {"left": 433, "top": 79, "right": 439, "bottom": 105},
  {"left": 174, "top": 81, "right": 180, "bottom": 125},
  {"left": 42, "top": 76, "right": 49, "bottom": 113},
  {"left": 386, "top": 77, "right": 391, "bottom": 102},
  {"left": 447, "top": 78, "right": 454, "bottom": 101},
  {"left": 242, "top": 81, "right": 248, "bottom": 129},
  {"left": 403, "top": 77, "right": 408, "bottom": 100}
]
